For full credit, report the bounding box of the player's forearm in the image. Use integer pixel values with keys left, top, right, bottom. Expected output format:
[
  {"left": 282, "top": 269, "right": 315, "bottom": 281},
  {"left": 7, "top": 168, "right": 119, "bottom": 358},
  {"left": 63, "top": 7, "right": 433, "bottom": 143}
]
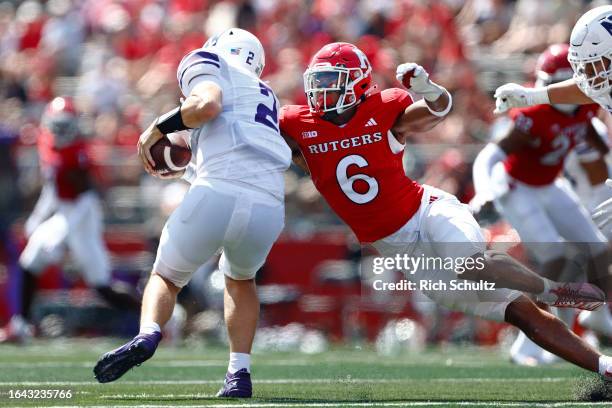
[
  {"left": 181, "top": 82, "right": 223, "bottom": 128},
  {"left": 472, "top": 143, "right": 507, "bottom": 199},
  {"left": 546, "top": 78, "right": 596, "bottom": 105}
]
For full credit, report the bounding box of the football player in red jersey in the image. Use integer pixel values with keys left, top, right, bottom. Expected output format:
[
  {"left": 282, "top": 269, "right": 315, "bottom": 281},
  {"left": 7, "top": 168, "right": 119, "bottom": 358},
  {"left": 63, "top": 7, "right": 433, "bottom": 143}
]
[
  {"left": 472, "top": 44, "right": 612, "bottom": 366},
  {"left": 0, "top": 97, "right": 140, "bottom": 343},
  {"left": 494, "top": 6, "right": 612, "bottom": 232},
  {"left": 280, "top": 42, "right": 612, "bottom": 380}
]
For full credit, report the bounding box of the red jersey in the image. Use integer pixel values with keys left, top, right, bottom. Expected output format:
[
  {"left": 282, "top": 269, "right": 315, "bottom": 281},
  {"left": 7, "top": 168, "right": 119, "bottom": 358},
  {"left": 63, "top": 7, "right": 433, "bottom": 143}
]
[
  {"left": 280, "top": 88, "right": 424, "bottom": 243},
  {"left": 504, "top": 104, "right": 599, "bottom": 186},
  {"left": 38, "top": 130, "right": 92, "bottom": 200}
]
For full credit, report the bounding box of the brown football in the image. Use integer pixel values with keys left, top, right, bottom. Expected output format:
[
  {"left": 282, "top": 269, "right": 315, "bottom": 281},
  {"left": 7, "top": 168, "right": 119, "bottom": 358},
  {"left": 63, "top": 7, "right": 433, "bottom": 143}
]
[{"left": 149, "top": 136, "right": 192, "bottom": 173}]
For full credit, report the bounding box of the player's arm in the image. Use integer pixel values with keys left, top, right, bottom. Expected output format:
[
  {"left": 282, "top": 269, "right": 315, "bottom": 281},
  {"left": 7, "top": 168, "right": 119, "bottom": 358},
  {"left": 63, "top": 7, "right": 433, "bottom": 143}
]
[
  {"left": 392, "top": 63, "right": 452, "bottom": 140},
  {"left": 138, "top": 50, "right": 224, "bottom": 177},
  {"left": 584, "top": 118, "right": 610, "bottom": 156},
  {"left": 470, "top": 120, "right": 531, "bottom": 213},
  {"left": 280, "top": 131, "right": 309, "bottom": 174},
  {"left": 137, "top": 82, "right": 223, "bottom": 176},
  {"left": 494, "top": 79, "right": 595, "bottom": 114}
]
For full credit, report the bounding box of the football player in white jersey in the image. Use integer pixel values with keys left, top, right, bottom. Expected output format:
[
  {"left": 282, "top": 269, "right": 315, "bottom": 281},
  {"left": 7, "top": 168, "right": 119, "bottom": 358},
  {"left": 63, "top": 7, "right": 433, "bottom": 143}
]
[
  {"left": 94, "top": 28, "right": 291, "bottom": 398},
  {"left": 493, "top": 5, "right": 612, "bottom": 274}
]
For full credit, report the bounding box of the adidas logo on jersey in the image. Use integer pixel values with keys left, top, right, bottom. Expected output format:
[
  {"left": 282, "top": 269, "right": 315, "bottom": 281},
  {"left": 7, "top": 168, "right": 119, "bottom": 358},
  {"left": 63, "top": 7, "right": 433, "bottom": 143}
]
[
  {"left": 365, "top": 118, "right": 378, "bottom": 127},
  {"left": 302, "top": 130, "right": 318, "bottom": 139}
]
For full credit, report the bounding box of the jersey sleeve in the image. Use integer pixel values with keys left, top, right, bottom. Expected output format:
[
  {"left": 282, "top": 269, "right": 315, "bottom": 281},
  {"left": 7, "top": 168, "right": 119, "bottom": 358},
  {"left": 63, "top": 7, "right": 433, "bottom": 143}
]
[
  {"left": 279, "top": 105, "right": 300, "bottom": 142},
  {"left": 381, "top": 88, "right": 414, "bottom": 114},
  {"left": 508, "top": 108, "right": 536, "bottom": 135},
  {"left": 176, "top": 49, "right": 222, "bottom": 97}
]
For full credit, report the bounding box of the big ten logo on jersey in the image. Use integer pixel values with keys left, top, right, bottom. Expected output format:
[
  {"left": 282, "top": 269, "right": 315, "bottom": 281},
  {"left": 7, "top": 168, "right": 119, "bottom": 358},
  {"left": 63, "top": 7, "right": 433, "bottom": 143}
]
[{"left": 307, "top": 132, "right": 383, "bottom": 154}]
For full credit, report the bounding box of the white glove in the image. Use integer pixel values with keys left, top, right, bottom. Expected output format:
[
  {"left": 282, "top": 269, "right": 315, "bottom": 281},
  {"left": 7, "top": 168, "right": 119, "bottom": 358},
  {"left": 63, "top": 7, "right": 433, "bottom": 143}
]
[
  {"left": 592, "top": 179, "right": 612, "bottom": 231},
  {"left": 468, "top": 193, "right": 493, "bottom": 216},
  {"left": 493, "top": 83, "right": 550, "bottom": 114},
  {"left": 396, "top": 63, "right": 445, "bottom": 102}
]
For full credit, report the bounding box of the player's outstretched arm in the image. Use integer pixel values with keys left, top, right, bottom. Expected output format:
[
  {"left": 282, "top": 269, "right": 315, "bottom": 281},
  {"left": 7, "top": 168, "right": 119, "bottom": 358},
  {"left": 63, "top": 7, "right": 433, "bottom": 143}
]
[
  {"left": 392, "top": 63, "right": 452, "bottom": 139},
  {"left": 494, "top": 78, "right": 596, "bottom": 114}
]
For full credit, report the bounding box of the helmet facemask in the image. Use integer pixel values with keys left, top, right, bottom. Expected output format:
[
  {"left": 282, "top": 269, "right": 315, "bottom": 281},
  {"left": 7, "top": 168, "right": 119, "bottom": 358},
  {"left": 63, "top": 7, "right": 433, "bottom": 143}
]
[
  {"left": 304, "top": 65, "right": 370, "bottom": 115},
  {"left": 569, "top": 52, "right": 612, "bottom": 98}
]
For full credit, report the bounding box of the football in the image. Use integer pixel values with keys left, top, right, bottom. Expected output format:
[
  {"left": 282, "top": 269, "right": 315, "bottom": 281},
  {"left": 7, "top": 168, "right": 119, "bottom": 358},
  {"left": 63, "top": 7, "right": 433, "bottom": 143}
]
[{"left": 149, "top": 135, "right": 192, "bottom": 174}]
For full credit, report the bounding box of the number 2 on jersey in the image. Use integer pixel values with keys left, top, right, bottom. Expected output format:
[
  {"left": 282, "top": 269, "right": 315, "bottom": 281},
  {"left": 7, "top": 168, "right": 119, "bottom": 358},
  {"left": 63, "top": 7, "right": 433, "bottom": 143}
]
[
  {"left": 336, "top": 155, "right": 379, "bottom": 204},
  {"left": 255, "top": 82, "right": 279, "bottom": 132}
]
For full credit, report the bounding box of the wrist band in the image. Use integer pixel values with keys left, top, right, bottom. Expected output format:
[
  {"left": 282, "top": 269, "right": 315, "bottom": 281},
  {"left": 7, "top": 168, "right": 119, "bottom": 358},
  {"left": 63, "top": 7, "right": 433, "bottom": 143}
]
[
  {"left": 427, "top": 90, "right": 453, "bottom": 117},
  {"left": 529, "top": 87, "right": 550, "bottom": 106},
  {"left": 156, "top": 106, "right": 192, "bottom": 134}
]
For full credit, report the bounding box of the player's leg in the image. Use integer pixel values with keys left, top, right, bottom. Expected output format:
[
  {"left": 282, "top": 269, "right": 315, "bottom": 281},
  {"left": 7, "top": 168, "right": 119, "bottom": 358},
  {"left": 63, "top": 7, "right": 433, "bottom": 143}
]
[
  {"left": 94, "top": 185, "right": 231, "bottom": 383},
  {"left": 414, "top": 194, "right": 612, "bottom": 377},
  {"left": 18, "top": 214, "right": 67, "bottom": 318},
  {"left": 494, "top": 183, "right": 568, "bottom": 282},
  {"left": 422, "top": 188, "right": 604, "bottom": 309},
  {"left": 547, "top": 179, "right": 611, "bottom": 293},
  {"left": 505, "top": 295, "right": 603, "bottom": 372},
  {"left": 67, "top": 194, "right": 140, "bottom": 311},
  {"left": 545, "top": 179, "right": 612, "bottom": 337},
  {"left": 216, "top": 195, "right": 285, "bottom": 398}
]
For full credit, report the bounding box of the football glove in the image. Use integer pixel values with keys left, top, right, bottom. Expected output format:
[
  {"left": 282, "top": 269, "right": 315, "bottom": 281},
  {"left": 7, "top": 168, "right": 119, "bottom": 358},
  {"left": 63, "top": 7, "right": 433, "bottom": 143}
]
[
  {"left": 493, "top": 83, "right": 550, "bottom": 114},
  {"left": 396, "top": 63, "right": 445, "bottom": 102}
]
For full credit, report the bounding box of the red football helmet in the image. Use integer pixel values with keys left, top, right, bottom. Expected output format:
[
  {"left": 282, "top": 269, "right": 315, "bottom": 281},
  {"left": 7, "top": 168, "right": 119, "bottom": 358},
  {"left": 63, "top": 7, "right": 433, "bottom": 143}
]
[
  {"left": 303, "top": 42, "right": 373, "bottom": 115},
  {"left": 42, "top": 96, "right": 79, "bottom": 147},
  {"left": 535, "top": 44, "right": 573, "bottom": 87}
]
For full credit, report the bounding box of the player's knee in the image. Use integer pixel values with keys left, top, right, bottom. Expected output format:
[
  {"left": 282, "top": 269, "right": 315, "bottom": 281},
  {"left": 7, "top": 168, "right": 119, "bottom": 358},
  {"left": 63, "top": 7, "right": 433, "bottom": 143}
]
[
  {"left": 151, "top": 258, "right": 191, "bottom": 289},
  {"left": 504, "top": 296, "right": 552, "bottom": 336},
  {"left": 220, "top": 255, "right": 260, "bottom": 281}
]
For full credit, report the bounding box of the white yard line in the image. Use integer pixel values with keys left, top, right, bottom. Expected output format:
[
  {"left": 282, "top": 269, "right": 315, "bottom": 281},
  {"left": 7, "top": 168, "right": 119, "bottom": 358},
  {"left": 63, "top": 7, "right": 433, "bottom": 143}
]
[
  {"left": 4, "top": 401, "right": 612, "bottom": 408},
  {"left": 0, "top": 377, "right": 568, "bottom": 386}
]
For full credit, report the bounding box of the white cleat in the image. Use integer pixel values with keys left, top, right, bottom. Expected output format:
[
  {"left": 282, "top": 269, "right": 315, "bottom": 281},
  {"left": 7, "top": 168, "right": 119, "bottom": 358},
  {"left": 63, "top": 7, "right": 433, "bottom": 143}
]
[{"left": 0, "top": 315, "right": 33, "bottom": 344}]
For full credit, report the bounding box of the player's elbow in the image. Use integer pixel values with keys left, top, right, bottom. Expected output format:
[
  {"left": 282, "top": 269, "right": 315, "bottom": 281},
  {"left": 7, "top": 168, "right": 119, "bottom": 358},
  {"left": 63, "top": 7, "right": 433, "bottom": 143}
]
[{"left": 194, "top": 99, "right": 222, "bottom": 123}]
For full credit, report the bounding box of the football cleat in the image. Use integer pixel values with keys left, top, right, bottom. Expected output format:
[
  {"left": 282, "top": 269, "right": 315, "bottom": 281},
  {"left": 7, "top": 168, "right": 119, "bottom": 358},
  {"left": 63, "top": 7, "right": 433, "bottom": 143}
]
[
  {"left": 0, "top": 315, "right": 33, "bottom": 344},
  {"left": 547, "top": 283, "right": 605, "bottom": 311},
  {"left": 93, "top": 332, "right": 161, "bottom": 383},
  {"left": 216, "top": 368, "right": 252, "bottom": 398}
]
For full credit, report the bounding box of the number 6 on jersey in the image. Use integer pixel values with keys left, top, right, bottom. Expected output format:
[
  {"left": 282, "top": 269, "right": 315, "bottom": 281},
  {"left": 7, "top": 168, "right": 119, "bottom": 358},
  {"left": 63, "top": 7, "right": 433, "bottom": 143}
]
[{"left": 336, "top": 155, "right": 379, "bottom": 204}]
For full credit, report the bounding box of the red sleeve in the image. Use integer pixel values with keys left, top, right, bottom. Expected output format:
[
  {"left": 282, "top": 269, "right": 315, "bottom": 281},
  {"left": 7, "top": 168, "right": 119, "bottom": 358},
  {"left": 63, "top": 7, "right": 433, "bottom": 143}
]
[
  {"left": 380, "top": 88, "right": 413, "bottom": 114},
  {"left": 508, "top": 107, "right": 539, "bottom": 136},
  {"left": 279, "top": 105, "right": 303, "bottom": 142}
]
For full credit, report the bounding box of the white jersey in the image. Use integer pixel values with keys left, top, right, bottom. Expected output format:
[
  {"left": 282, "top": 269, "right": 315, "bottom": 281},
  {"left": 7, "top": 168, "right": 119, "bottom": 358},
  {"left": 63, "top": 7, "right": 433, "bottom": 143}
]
[{"left": 176, "top": 48, "right": 291, "bottom": 201}]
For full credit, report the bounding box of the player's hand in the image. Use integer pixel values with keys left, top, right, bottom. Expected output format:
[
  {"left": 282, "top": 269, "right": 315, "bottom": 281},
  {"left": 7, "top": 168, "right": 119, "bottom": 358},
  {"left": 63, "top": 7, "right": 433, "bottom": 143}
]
[
  {"left": 137, "top": 119, "right": 164, "bottom": 175},
  {"left": 468, "top": 194, "right": 494, "bottom": 216},
  {"left": 493, "top": 83, "right": 550, "bottom": 114},
  {"left": 592, "top": 179, "right": 612, "bottom": 230},
  {"left": 155, "top": 169, "right": 186, "bottom": 180},
  {"left": 396, "top": 63, "right": 444, "bottom": 101}
]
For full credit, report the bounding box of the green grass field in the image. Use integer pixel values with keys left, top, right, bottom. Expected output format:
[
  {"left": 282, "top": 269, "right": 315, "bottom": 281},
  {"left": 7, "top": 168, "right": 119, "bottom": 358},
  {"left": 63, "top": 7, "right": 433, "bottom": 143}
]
[{"left": 0, "top": 339, "right": 611, "bottom": 407}]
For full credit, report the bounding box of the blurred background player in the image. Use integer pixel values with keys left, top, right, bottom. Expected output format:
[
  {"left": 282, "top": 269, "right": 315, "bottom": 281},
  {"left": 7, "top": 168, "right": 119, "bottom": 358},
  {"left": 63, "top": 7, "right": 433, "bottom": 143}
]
[
  {"left": 0, "top": 96, "right": 140, "bottom": 343},
  {"left": 280, "top": 42, "right": 612, "bottom": 382},
  {"left": 472, "top": 44, "right": 612, "bottom": 366},
  {"left": 564, "top": 117, "right": 612, "bottom": 240},
  {"left": 494, "top": 5, "right": 612, "bottom": 115},
  {"left": 94, "top": 28, "right": 291, "bottom": 399}
]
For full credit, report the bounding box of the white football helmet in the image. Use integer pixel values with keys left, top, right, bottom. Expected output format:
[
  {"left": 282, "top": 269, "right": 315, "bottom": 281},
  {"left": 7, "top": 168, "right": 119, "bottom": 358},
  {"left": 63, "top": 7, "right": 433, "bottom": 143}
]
[
  {"left": 203, "top": 28, "right": 265, "bottom": 78},
  {"left": 568, "top": 5, "right": 612, "bottom": 99}
]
